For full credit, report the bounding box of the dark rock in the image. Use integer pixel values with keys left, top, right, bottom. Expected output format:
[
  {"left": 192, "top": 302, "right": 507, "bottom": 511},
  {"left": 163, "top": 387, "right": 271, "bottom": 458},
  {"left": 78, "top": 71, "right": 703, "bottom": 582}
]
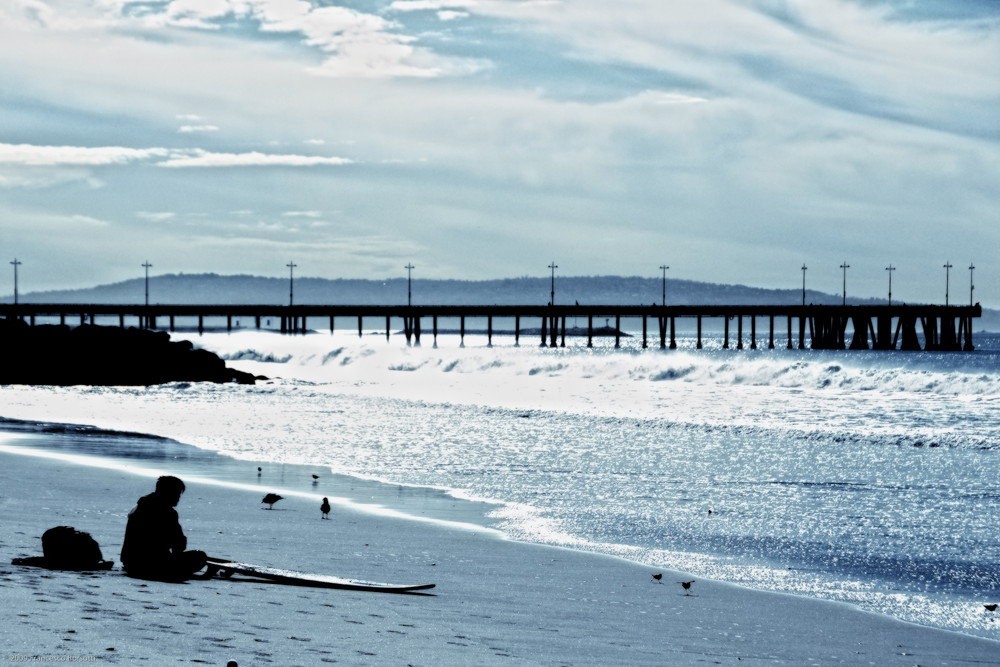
[{"left": 0, "top": 319, "right": 255, "bottom": 386}]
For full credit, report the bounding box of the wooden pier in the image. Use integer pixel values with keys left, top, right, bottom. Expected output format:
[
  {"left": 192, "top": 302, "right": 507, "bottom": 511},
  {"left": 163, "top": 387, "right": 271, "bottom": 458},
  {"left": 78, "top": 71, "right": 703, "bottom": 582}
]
[{"left": 0, "top": 303, "right": 982, "bottom": 351}]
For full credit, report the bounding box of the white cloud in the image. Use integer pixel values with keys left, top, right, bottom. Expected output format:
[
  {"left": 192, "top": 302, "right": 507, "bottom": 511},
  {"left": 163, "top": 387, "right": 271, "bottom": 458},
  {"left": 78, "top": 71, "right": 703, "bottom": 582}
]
[
  {"left": 177, "top": 124, "right": 220, "bottom": 133},
  {"left": 0, "top": 0, "right": 55, "bottom": 29},
  {"left": 389, "top": 1, "right": 477, "bottom": 10},
  {"left": 438, "top": 11, "right": 469, "bottom": 21},
  {"left": 136, "top": 211, "right": 177, "bottom": 222},
  {"left": 282, "top": 210, "right": 323, "bottom": 217},
  {"left": 0, "top": 143, "right": 167, "bottom": 166},
  {"left": 0, "top": 143, "right": 354, "bottom": 175},
  {"left": 649, "top": 92, "right": 710, "bottom": 105},
  {"left": 157, "top": 149, "right": 354, "bottom": 167}
]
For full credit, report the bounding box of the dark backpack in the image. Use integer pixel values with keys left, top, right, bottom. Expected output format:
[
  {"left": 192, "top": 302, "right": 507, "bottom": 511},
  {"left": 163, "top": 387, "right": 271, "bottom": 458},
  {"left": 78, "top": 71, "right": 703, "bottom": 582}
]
[{"left": 40, "top": 526, "right": 109, "bottom": 570}]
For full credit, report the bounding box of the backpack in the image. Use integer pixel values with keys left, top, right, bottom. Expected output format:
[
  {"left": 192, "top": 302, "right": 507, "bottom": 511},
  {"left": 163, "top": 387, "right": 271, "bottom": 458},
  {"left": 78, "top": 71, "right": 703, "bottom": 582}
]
[{"left": 40, "top": 526, "right": 110, "bottom": 570}]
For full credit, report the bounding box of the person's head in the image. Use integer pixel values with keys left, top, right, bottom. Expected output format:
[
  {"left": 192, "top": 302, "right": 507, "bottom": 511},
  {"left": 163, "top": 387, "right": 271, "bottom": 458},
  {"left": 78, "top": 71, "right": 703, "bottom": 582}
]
[{"left": 155, "top": 475, "right": 186, "bottom": 507}]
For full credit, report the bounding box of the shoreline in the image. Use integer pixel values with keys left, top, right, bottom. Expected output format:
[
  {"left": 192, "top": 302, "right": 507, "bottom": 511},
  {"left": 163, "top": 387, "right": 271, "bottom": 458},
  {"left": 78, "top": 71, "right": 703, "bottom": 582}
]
[{"left": 2, "top": 423, "right": 1000, "bottom": 664}]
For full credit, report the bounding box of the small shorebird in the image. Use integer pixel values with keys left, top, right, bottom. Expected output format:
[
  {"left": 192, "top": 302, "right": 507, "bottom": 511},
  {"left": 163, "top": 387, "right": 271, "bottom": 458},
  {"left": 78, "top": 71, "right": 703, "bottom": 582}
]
[
  {"left": 678, "top": 580, "right": 695, "bottom": 594},
  {"left": 261, "top": 492, "right": 283, "bottom": 509},
  {"left": 312, "top": 474, "right": 319, "bottom": 480},
  {"left": 651, "top": 573, "right": 663, "bottom": 583},
  {"left": 985, "top": 604, "right": 998, "bottom": 612},
  {"left": 320, "top": 497, "right": 331, "bottom": 519}
]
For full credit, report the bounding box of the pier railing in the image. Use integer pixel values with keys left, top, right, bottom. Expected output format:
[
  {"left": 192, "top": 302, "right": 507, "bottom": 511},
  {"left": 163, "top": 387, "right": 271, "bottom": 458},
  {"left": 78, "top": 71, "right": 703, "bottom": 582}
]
[{"left": 0, "top": 303, "right": 982, "bottom": 351}]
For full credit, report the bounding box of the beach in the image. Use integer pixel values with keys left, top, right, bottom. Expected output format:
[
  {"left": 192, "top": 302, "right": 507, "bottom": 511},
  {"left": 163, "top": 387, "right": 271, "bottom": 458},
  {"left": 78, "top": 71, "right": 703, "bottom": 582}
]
[{"left": 3, "top": 428, "right": 999, "bottom": 666}]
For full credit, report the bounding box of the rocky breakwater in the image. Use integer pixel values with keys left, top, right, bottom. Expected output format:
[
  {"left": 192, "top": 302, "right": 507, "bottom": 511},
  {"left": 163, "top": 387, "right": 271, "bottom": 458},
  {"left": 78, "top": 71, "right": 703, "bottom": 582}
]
[{"left": 0, "top": 320, "right": 257, "bottom": 385}]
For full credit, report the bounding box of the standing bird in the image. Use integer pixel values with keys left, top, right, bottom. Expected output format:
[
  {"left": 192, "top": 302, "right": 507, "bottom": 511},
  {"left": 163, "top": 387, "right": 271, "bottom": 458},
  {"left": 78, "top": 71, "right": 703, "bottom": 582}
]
[
  {"left": 261, "top": 493, "right": 283, "bottom": 509},
  {"left": 651, "top": 573, "right": 663, "bottom": 584},
  {"left": 985, "top": 604, "right": 998, "bottom": 612},
  {"left": 678, "top": 580, "right": 695, "bottom": 595},
  {"left": 320, "top": 497, "right": 331, "bottom": 520}
]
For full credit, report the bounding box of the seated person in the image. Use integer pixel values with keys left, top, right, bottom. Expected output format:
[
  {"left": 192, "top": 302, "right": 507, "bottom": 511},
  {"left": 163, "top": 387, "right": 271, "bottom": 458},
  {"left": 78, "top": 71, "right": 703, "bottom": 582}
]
[{"left": 121, "top": 476, "right": 207, "bottom": 581}]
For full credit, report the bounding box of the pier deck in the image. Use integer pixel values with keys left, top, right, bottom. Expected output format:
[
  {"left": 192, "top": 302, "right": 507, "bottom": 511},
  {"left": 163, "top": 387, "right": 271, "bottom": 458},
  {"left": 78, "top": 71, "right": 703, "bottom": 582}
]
[{"left": 0, "top": 303, "right": 982, "bottom": 351}]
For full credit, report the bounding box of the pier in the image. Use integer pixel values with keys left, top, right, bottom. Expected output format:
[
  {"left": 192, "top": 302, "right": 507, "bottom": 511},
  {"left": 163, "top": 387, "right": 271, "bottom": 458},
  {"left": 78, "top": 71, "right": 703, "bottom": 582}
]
[{"left": 0, "top": 303, "right": 982, "bottom": 351}]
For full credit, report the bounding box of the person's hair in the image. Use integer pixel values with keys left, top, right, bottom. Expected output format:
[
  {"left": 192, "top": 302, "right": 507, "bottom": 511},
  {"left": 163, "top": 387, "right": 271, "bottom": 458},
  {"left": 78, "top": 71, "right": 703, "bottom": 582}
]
[{"left": 155, "top": 475, "right": 186, "bottom": 495}]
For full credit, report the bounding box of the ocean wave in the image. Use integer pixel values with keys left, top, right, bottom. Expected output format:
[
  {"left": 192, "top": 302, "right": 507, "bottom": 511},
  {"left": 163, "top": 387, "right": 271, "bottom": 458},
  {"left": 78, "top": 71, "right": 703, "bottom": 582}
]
[
  {"left": 179, "top": 331, "right": 1000, "bottom": 398},
  {"left": 222, "top": 348, "right": 292, "bottom": 363}
]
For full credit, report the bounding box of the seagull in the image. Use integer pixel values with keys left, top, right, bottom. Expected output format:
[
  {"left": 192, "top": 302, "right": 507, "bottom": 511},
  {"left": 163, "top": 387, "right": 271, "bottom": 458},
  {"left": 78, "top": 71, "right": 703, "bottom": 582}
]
[
  {"left": 985, "top": 604, "right": 998, "bottom": 612},
  {"left": 678, "top": 580, "right": 695, "bottom": 594},
  {"left": 261, "top": 493, "right": 283, "bottom": 509},
  {"left": 320, "top": 497, "right": 331, "bottom": 519},
  {"left": 651, "top": 573, "right": 663, "bottom": 584}
]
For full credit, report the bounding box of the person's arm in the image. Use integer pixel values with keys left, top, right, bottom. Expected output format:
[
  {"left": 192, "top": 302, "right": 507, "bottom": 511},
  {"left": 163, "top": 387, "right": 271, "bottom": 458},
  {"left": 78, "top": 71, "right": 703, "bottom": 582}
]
[{"left": 167, "top": 508, "right": 187, "bottom": 554}]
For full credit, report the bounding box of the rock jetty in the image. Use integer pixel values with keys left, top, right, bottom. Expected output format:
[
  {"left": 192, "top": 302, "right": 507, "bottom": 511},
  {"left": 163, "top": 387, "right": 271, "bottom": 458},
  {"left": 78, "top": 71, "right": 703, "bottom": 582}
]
[{"left": 0, "top": 320, "right": 256, "bottom": 386}]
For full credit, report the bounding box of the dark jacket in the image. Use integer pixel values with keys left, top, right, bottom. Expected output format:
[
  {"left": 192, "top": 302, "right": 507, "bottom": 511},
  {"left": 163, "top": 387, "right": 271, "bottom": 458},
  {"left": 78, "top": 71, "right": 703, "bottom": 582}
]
[{"left": 120, "top": 492, "right": 187, "bottom": 572}]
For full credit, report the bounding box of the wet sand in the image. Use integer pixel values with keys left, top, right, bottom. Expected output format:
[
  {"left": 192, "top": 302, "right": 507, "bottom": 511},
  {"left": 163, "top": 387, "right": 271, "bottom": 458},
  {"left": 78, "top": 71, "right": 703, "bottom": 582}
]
[{"left": 2, "top": 426, "right": 999, "bottom": 665}]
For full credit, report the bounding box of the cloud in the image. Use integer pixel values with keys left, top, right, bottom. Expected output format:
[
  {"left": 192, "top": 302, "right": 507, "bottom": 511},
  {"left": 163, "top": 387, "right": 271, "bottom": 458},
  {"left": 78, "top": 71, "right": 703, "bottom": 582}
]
[
  {"left": 136, "top": 211, "right": 178, "bottom": 222},
  {"left": 139, "top": 0, "right": 458, "bottom": 77},
  {"left": 0, "top": 143, "right": 355, "bottom": 184},
  {"left": 282, "top": 210, "right": 323, "bottom": 217},
  {"left": 177, "top": 124, "right": 220, "bottom": 133},
  {"left": 0, "top": 143, "right": 167, "bottom": 166},
  {"left": 157, "top": 149, "right": 354, "bottom": 167}
]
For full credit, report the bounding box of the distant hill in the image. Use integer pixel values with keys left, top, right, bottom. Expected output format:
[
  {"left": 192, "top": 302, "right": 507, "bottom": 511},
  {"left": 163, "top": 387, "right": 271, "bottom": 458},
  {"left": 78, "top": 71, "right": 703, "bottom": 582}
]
[
  {"left": 8, "top": 273, "right": 999, "bottom": 330},
  {"left": 5, "top": 272, "right": 888, "bottom": 306}
]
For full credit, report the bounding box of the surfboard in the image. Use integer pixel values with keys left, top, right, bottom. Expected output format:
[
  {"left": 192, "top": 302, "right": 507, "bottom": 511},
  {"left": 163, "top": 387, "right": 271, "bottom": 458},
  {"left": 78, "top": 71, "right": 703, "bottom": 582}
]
[{"left": 204, "top": 558, "right": 436, "bottom": 594}]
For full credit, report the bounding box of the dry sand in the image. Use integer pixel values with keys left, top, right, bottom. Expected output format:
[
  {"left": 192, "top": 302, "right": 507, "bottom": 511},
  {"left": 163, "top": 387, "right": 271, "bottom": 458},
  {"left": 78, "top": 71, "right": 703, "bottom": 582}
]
[{"left": 2, "top": 436, "right": 999, "bottom": 666}]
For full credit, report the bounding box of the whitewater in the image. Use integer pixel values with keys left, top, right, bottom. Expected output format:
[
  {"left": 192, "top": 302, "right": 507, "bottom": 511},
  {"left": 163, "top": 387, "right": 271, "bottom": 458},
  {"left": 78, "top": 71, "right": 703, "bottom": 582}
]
[{"left": 1, "top": 325, "right": 998, "bottom": 640}]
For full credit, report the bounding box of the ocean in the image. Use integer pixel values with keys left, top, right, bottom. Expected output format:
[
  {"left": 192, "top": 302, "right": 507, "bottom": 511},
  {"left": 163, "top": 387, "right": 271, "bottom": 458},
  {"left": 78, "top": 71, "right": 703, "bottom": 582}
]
[{"left": 1, "top": 321, "right": 998, "bottom": 640}]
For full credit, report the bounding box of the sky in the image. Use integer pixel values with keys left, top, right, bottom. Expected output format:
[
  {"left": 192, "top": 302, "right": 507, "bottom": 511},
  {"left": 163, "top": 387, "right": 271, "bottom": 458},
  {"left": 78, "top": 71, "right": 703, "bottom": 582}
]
[{"left": 0, "top": 0, "right": 997, "bottom": 305}]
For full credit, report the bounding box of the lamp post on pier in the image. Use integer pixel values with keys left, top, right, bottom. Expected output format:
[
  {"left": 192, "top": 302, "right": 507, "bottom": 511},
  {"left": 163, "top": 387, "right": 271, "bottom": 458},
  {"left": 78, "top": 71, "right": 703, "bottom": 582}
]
[
  {"left": 548, "top": 262, "right": 558, "bottom": 305},
  {"left": 969, "top": 262, "right": 975, "bottom": 306},
  {"left": 801, "top": 263, "right": 807, "bottom": 306},
  {"left": 405, "top": 263, "right": 415, "bottom": 306},
  {"left": 659, "top": 264, "right": 669, "bottom": 307},
  {"left": 10, "top": 258, "right": 21, "bottom": 305},
  {"left": 885, "top": 265, "right": 895, "bottom": 306},
  {"left": 840, "top": 261, "right": 850, "bottom": 306},
  {"left": 142, "top": 261, "right": 152, "bottom": 307},
  {"left": 943, "top": 261, "right": 953, "bottom": 305},
  {"left": 286, "top": 261, "right": 297, "bottom": 307}
]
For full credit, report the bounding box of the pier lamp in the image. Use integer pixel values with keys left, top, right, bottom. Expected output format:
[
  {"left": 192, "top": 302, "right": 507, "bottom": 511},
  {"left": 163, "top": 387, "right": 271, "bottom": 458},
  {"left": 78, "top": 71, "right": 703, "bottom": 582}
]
[
  {"left": 943, "top": 261, "right": 953, "bottom": 306},
  {"left": 885, "top": 265, "right": 895, "bottom": 306},
  {"left": 840, "top": 261, "right": 850, "bottom": 306},
  {"left": 405, "top": 263, "right": 415, "bottom": 306},
  {"left": 969, "top": 263, "right": 975, "bottom": 306},
  {"left": 659, "top": 265, "right": 669, "bottom": 307},
  {"left": 548, "top": 262, "right": 558, "bottom": 306},
  {"left": 801, "top": 264, "right": 807, "bottom": 306},
  {"left": 10, "top": 258, "right": 21, "bottom": 305},
  {"left": 142, "top": 261, "right": 153, "bottom": 307},
  {"left": 286, "top": 261, "right": 297, "bottom": 307}
]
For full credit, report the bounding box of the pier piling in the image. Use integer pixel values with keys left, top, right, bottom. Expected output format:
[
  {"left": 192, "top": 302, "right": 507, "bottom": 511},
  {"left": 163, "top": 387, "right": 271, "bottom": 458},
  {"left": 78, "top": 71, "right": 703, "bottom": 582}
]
[{"left": 1, "top": 303, "right": 981, "bottom": 352}]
